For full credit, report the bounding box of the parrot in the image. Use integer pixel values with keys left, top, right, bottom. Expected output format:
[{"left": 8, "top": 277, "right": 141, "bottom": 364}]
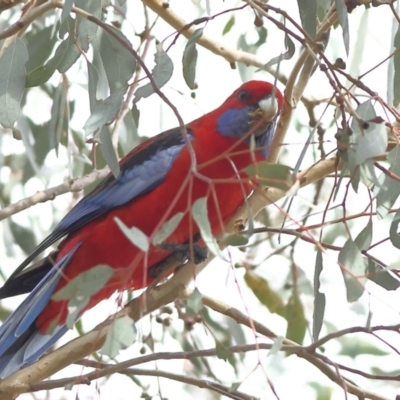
[{"left": 0, "top": 80, "right": 283, "bottom": 378}]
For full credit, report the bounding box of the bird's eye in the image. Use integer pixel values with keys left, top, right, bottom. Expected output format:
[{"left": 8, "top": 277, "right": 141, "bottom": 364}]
[{"left": 238, "top": 90, "right": 249, "bottom": 102}]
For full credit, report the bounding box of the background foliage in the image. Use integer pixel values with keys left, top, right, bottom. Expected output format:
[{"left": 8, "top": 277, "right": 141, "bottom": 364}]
[{"left": 0, "top": 0, "right": 400, "bottom": 399}]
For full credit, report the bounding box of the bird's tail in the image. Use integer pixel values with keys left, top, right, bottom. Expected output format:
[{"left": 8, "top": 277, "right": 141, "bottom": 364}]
[{"left": 0, "top": 246, "right": 79, "bottom": 378}]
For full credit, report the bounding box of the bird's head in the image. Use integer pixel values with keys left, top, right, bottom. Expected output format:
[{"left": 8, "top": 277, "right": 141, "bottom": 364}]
[{"left": 216, "top": 81, "right": 283, "bottom": 158}]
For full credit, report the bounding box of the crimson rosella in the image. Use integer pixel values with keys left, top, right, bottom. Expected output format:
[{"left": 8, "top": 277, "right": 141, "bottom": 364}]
[{"left": 0, "top": 80, "right": 283, "bottom": 378}]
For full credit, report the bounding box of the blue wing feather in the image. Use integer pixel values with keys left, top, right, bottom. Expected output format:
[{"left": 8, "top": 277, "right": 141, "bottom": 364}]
[
  {"left": 0, "top": 246, "right": 79, "bottom": 378},
  {"left": 8, "top": 129, "right": 192, "bottom": 280}
]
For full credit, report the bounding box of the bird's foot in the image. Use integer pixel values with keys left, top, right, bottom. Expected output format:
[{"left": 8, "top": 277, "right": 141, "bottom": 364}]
[{"left": 161, "top": 242, "right": 209, "bottom": 265}]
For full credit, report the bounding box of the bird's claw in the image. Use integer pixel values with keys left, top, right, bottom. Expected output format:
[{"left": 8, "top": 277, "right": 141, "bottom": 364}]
[{"left": 161, "top": 242, "right": 209, "bottom": 265}]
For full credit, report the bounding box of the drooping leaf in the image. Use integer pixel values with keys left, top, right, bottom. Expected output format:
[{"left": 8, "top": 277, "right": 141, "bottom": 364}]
[
  {"left": 244, "top": 270, "right": 285, "bottom": 316},
  {"left": 393, "top": 25, "right": 400, "bottom": 105},
  {"left": 53, "top": 264, "right": 114, "bottom": 301},
  {"left": 9, "top": 220, "right": 37, "bottom": 255},
  {"left": 334, "top": 0, "right": 350, "bottom": 55},
  {"left": 152, "top": 212, "right": 184, "bottom": 245},
  {"left": 25, "top": 25, "right": 59, "bottom": 73},
  {"left": 297, "top": 0, "right": 317, "bottom": 39},
  {"left": 98, "top": 26, "right": 136, "bottom": 93},
  {"left": 83, "top": 87, "right": 125, "bottom": 136},
  {"left": 265, "top": 33, "right": 295, "bottom": 68},
  {"left": 134, "top": 44, "right": 173, "bottom": 102},
  {"left": 26, "top": 17, "right": 80, "bottom": 87},
  {"left": 192, "top": 197, "right": 224, "bottom": 259},
  {"left": 75, "top": 0, "right": 101, "bottom": 52},
  {"left": 222, "top": 15, "right": 235, "bottom": 35},
  {"left": 61, "top": 0, "right": 75, "bottom": 22},
  {"left": 244, "top": 162, "right": 293, "bottom": 191},
  {"left": 0, "top": 37, "right": 28, "bottom": 128},
  {"left": 102, "top": 315, "right": 137, "bottom": 358},
  {"left": 354, "top": 219, "right": 373, "bottom": 251},
  {"left": 186, "top": 288, "right": 203, "bottom": 315},
  {"left": 338, "top": 238, "right": 366, "bottom": 302},
  {"left": 99, "top": 126, "right": 120, "bottom": 178},
  {"left": 366, "top": 259, "right": 400, "bottom": 291},
  {"left": 114, "top": 217, "right": 149, "bottom": 252},
  {"left": 338, "top": 337, "right": 389, "bottom": 357},
  {"left": 215, "top": 340, "right": 235, "bottom": 367},
  {"left": 313, "top": 250, "right": 325, "bottom": 342},
  {"left": 390, "top": 207, "right": 400, "bottom": 249},
  {"left": 87, "top": 59, "right": 100, "bottom": 111},
  {"left": 182, "top": 28, "right": 203, "bottom": 90},
  {"left": 285, "top": 290, "right": 307, "bottom": 344},
  {"left": 376, "top": 146, "right": 400, "bottom": 218}
]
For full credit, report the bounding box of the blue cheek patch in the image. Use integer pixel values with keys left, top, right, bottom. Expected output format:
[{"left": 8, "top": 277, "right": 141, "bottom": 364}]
[
  {"left": 217, "top": 107, "right": 253, "bottom": 138},
  {"left": 217, "top": 107, "right": 276, "bottom": 159}
]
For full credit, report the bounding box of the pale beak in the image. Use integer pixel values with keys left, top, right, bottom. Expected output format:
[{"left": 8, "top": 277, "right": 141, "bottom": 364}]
[{"left": 258, "top": 96, "right": 279, "bottom": 122}]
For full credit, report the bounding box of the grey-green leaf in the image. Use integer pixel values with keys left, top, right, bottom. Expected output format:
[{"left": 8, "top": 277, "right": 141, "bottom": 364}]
[
  {"left": 0, "top": 38, "right": 28, "bottom": 128},
  {"left": 134, "top": 44, "right": 173, "bottom": 102},
  {"left": 83, "top": 87, "right": 125, "bottom": 136},
  {"left": 53, "top": 264, "right": 114, "bottom": 300},
  {"left": 338, "top": 238, "right": 366, "bottom": 302},
  {"left": 192, "top": 197, "right": 224, "bottom": 259},
  {"left": 297, "top": 0, "right": 317, "bottom": 39},
  {"left": 182, "top": 28, "right": 203, "bottom": 90},
  {"left": 102, "top": 316, "right": 137, "bottom": 358},
  {"left": 98, "top": 26, "right": 136, "bottom": 93},
  {"left": 152, "top": 212, "right": 184, "bottom": 245},
  {"left": 334, "top": 0, "right": 349, "bottom": 55},
  {"left": 376, "top": 145, "right": 400, "bottom": 218},
  {"left": 114, "top": 217, "right": 149, "bottom": 252},
  {"left": 99, "top": 126, "right": 120, "bottom": 178},
  {"left": 313, "top": 250, "right": 325, "bottom": 341},
  {"left": 393, "top": 25, "right": 400, "bottom": 106},
  {"left": 75, "top": 0, "right": 101, "bottom": 52},
  {"left": 265, "top": 33, "right": 295, "bottom": 68}
]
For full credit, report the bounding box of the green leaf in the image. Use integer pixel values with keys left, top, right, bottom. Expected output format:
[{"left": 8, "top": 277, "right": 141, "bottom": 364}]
[
  {"left": 285, "top": 290, "right": 307, "bottom": 344},
  {"left": 86, "top": 59, "right": 100, "bottom": 112},
  {"left": 390, "top": 207, "right": 400, "bottom": 250},
  {"left": 244, "top": 270, "right": 285, "bottom": 315},
  {"left": 182, "top": 28, "right": 203, "bottom": 90},
  {"left": 192, "top": 197, "right": 224, "bottom": 259},
  {"left": 376, "top": 146, "right": 400, "bottom": 218},
  {"left": 114, "top": 217, "right": 149, "bottom": 252},
  {"left": 152, "top": 212, "right": 184, "bottom": 245},
  {"left": 222, "top": 233, "right": 249, "bottom": 247},
  {"left": 338, "top": 338, "right": 389, "bottom": 357},
  {"left": 61, "top": 0, "right": 75, "bottom": 22},
  {"left": 334, "top": 0, "right": 349, "bottom": 55},
  {"left": 366, "top": 259, "right": 400, "bottom": 291},
  {"left": 313, "top": 250, "right": 325, "bottom": 341},
  {"left": 134, "top": 44, "right": 173, "bottom": 101},
  {"left": 102, "top": 315, "right": 137, "bottom": 358},
  {"left": 75, "top": 0, "right": 101, "bottom": 53},
  {"left": 99, "top": 126, "right": 120, "bottom": 178},
  {"left": 338, "top": 238, "right": 366, "bottom": 302},
  {"left": 354, "top": 219, "right": 372, "bottom": 251},
  {"left": 393, "top": 25, "right": 400, "bottom": 105},
  {"left": 83, "top": 87, "right": 125, "bottom": 136},
  {"left": 265, "top": 33, "right": 295, "bottom": 67},
  {"left": 244, "top": 162, "right": 293, "bottom": 191},
  {"left": 9, "top": 220, "right": 37, "bottom": 255},
  {"left": 25, "top": 25, "right": 59, "bottom": 73},
  {"left": 215, "top": 340, "right": 235, "bottom": 367},
  {"left": 98, "top": 26, "right": 136, "bottom": 93},
  {"left": 53, "top": 264, "right": 114, "bottom": 301},
  {"left": 297, "top": 0, "right": 317, "bottom": 39},
  {"left": 222, "top": 15, "right": 235, "bottom": 35},
  {"left": 0, "top": 37, "right": 28, "bottom": 128},
  {"left": 26, "top": 17, "right": 80, "bottom": 87},
  {"left": 186, "top": 288, "right": 203, "bottom": 315}
]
